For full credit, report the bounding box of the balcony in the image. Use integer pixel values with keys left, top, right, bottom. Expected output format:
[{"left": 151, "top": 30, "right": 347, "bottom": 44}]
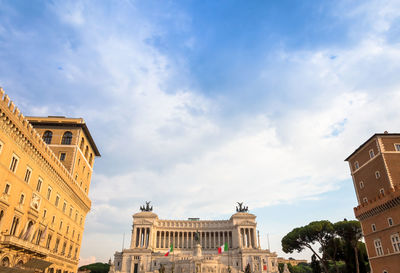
[{"left": 0, "top": 235, "right": 48, "bottom": 257}]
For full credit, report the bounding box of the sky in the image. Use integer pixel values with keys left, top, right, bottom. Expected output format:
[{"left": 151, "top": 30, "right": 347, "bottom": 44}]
[{"left": 1, "top": 0, "right": 400, "bottom": 266}]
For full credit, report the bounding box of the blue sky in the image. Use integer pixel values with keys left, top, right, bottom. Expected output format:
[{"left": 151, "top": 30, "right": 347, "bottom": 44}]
[{"left": 1, "top": 0, "right": 400, "bottom": 265}]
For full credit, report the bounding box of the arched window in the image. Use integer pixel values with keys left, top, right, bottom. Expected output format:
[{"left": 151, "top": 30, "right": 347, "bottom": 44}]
[
  {"left": 16, "top": 260, "right": 24, "bottom": 267},
  {"left": 84, "top": 146, "right": 89, "bottom": 158},
  {"left": 43, "top": 131, "right": 53, "bottom": 144},
  {"left": 1, "top": 256, "right": 10, "bottom": 267},
  {"left": 80, "top": 137, "right": 84, "bottom": 150},
  {"left": 89, "top": 153, "right": 93, "bottom": 165},
  {"left": 61, "top": 132, "right": 73, "bottom": 145}
]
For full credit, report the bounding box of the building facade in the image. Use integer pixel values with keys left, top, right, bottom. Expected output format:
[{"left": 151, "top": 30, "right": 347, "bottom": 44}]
[
  {"left": 345, "top": 132, "right": 400, "bottom": 273},
  {"left": 0, "top": 88, "right": 100, "bottom": 273},
  {"left": 110, "top": 205, "right": 279, "bottom": 273}
]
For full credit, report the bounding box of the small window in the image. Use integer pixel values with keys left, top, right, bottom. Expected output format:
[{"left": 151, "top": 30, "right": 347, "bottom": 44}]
[
  {"left": 380, "top": 188, "right": 385, "bottom": 195},
  {"left": 55, "top": 195, "right": 60, "bottom": 207},
  {"left": 9, "top": 154, "right": 19, "bottom": 172},
  {"left": 395, "top": 143, "right": 400, "bottom": 151},
  {"left": 47, "top": 187, "right": 52, "bottom": 200},
  {"left": 4, "top": 183, "right": 10, "bottom": 194},
  {"left": 369, "top": 149, "right": 375, "bottom": 158},
  {"left": 24, "top": 167, "right": 32, "bottom": 183},
  {"left": 61, "top": 131, "right": 73, "bottom": 145},
  {"left": 374, "top": 239, "right": 384, "bottom": 256},
  {"left": 354, "top": 161, "right": 359, "bottom": 170},
  {"left": 388, "top": 218, "right": 393, "bottom": 226},
  {"left": 89, "top": 153, "right": 93, "bottom": 165},
  {"left": 10, "top": 216, "right": 20, "bottom": 236},
  {"left": 74, "top": 174, "right": 78, "bottom": 180},
  {"left": 363, "top": 197, "right": 368, "bottom": 203},
  {"left": 75, "top": 211, "right": 78, "bottom": 221},
  {"left": 43, "top": 131, "right": 53, "bottom": 144},
  {"left": 59, "top": 153, "right": 66, "bottom": 161},
  {"left": 375, "top": 171, "right": 381, "bottom": 179},
  {"left": 36, "top": 178, "right": 43, "bottom": 192},
  {"left": 359, "top": 181, "right": 364, "bottom": 189},
  {"left": 46, "top": 234, "right": 52, "bottom": 249},
  {"left": 51, "top": 215, "right": 56, "bottom": 224},
  {"left": 85, "top": 146, "right": 89, "bottom": 158},
  {"left": 371, "top": 224, "right": 376, "bottom": 232},
  {"left": 69, "top": 206, "right": 73, "bottom": 217},
  {"left": 19, "top": 194, "right": 25, "bottom": 205},
  {"left": 43, "top": 209, "right": 47, "bottom": 218},
  {"left": 80, "top": 216, "right": 83, "bottom": 225},
  {"left": 66, "top": 225, "right": 69, "bottom": 234},
  {"left": 59, "top": 220, "right": 63, "bottom": 230},
  {"left": 391, "top": 233, "right": 400, "bottom": 252},
  {"left": 80, "top": 138, "right": 85, "bottom": 150},
  {"left": 62, "top": 202, "right": 67, "bottom": 213}
]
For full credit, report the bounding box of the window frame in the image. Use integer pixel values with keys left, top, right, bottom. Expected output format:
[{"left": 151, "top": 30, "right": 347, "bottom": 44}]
[
  {"left": 47, "top": 187, "right": 52, "bottom": 200},
  {"left": 369, "top": 149, "right": 375, "bottom": 158},
  {"left": 43, "top": 130, "right": 53, "bottom": 144},
  {"left": 61, "top": 131, "right": 73, "bottom": 145},
  {"left": 55, "top": 194, "right": 60, "bottom": 207},
  {"left": 391, "top": 233, "right": 400, "bottom": 253},
  {"left": 374, "top": 239, "right": 384, "bottom": 256},
  {"left": 24, "top": 166, "right": 32, "bottom": 183},
  {"left": 4, "top": 183, "right": 11, "bottom": 195},
  {"left": 375, "top": 171, "right": 381, "bottom": 179},
  {"left": 9, "top": 153, "right": 19, "bottom": 173},
  {"left": 394, "top": 143, "right": 400, "bottom": 151},
  {"left": 379, "top": 188, "right": 384, "bottom": 195},
  {"left": 354, "top": 161, "right": 359, "bottom": 170},
  {"left": 371, "top": 224, "right": 376, "bottom": 232},
  {"left": 59, "top": 152, "right": 66, "bottom": 161},
  {"left": 363, "top": 197, "right": 368, "bottom": 203},
  {"left": 359, "top": 181, "right": 364, "bottom": 189},
  {"left": 36, "top": 178, "right": 43, "bottom": 192},
  {"left": 19, "top": 193, "right": 25, "bottom": 205},
  {"left": 388, "top": 217, "right": 393, "bottom": 226}
]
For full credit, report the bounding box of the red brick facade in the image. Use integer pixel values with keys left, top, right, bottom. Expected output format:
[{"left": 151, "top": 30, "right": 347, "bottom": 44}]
[{"left": 346, "top": 133, "right": 400, "bottom": 273}]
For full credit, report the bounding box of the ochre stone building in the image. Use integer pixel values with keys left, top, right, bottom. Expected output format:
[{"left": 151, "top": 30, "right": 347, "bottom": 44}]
[
  {"left": 0, "top": 88, "right": 100, "bottom": 273},
  {"left": 346, "top": 133, "right": 400, "bottom": 273},
  {"left": 110, "top": 206, "right": 279, "bottom": 273}
]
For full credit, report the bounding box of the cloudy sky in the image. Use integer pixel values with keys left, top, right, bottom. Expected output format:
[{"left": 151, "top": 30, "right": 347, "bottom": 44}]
[{"left": 1, "top": 0, "right": 400, "bottom": 266}]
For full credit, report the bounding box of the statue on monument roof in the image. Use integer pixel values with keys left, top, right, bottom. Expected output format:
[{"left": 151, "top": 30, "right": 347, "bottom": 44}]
[
  {"left": 140, "top": 201, "right": 153, "bottom": 212},
  {"left": 236, "top": 202, "right": 249, "bottom": 212}
]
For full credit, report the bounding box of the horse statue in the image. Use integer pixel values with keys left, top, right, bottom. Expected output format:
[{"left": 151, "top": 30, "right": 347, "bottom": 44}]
[
  {"left": 236, "top": 202, "right": 249, "bottom": 212},
  {"left": 140, "top": 201, "right": 153, "bottom": 212}
]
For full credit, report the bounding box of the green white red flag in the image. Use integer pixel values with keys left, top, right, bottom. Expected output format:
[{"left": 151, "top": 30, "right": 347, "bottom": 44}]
[
  {"left": 165, "top": 244, "right": 173, "bottom": 256},
  {"left": 218, "top": 243, "right": 228, "bottom": 254}
]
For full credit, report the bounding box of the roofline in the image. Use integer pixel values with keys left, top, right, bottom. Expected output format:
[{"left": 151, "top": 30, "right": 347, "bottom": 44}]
[
  {"left": 344, "top": 133, "right": 400, "bottom": 161},
  {"left": 25, "top": 117, "right": 101, "bottom": 157}
]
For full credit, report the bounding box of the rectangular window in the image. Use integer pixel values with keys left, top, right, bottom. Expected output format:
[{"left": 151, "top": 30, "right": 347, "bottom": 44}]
[
  {"left": 46, "top": 234, "right": 52, "bottom": 249},
  {"left": 54, "top": 238, "right": 60, "bottom": 252},
  {"left": 395, "top": 143, "right": 400, "bottom": 151},
  {"left": 388, "top": 218, "right": 394, "bottom": 226},
  {"left": 363, "top": 197, "right": 368, "bottom": 203},
  {"left": 51, "top": 215, "right": 55, "bottom": 225},
  {"left": 55, "top": 195, "right": 60, "bottom": 207},
  {"left": 24, "top": 167, "right": 32, "bottom": 183},
  {"left": 359, "top": 181, "right": 364, "bottom": 189},
  {"left": 4, "top": 183, "right": 10, "bottom": 194},
  {"left": 10, "top": 216, "right": 20, "bottom": 236},
  {"left": 59, "top": 220, "right": 63, "bottom": 230},
  {"left": 62, "top": 242, "right": 66, "bottom": 255},
  {"left": 62, "top": 202, "right": 67, "bottom": 213},
  {"left": 47, "top": 187, "right": 52, "bottom": 200},
  {"left": 69, "top": 206, "right": 73, "bottom": 217},
  {"left": 19, "top": 194, "right": 25, "bottom": 205},
  {"left": 369, "top": 149, "right": 374, "bottom": 158},
  {"left": 371, "top": 224, "right": 376, "bottom": 232},
  {"left": 374, "top": 239, "right": 384, "bottom": 256},
  {"left": 9, "top": 154, "right": 19, "bottom": 172},
  {"left": 36, "top": 178, "right": 43, "bottom": 192},
  {"left": 60, "top": 152, "right": 66, "bottom": 161},
  {"left": 375, "top": 171, "right": 380, "bottom": 179},
  {"left": 43, "top": 209, "right": 47, "bottom": 218},
  {"left": 391, "top": 233, "right": 400, "bottom": 252},
  {"left": 354, "top": 161, "right": 359, "bottom": 170},
  {"left": 380, "top": 188, "right": 385, "bottom": 195},
  {"left": 35, "top": 229, "right": 43, "bottom": 245}
]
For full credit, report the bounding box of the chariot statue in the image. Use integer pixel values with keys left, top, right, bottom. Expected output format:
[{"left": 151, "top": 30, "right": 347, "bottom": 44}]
[
  {"left": 236, "top": 202, "right": 249, "bottom": 212},
  {"left": 140, "top": 201, "right": 153, "bottom": 212}
]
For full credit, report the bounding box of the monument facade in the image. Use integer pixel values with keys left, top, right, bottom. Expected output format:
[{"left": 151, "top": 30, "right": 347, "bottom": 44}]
[{"left": 110, "top": 203, "right": 279, "bottom": 273}]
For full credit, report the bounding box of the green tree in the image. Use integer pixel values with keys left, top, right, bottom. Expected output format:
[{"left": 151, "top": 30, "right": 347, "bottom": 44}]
[
  {"left": 282, "top": 221, "right": 334, "bottom": 272},
  {"left": 334, "top": 220, "right": 363, "bottom": 273},
  {"left": 310, "top": 255, "right": 321, "bottom": 273},
  {"left": 78, "top": 262, "right": 110, "bottom": 273},
  {"left": 278, "top": 263, "right": 285, "bottom": 273}
]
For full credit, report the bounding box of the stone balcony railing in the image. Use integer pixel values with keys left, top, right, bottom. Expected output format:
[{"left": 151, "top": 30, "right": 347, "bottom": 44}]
[{"left": 0, "top": 235, "right": 48, "bottom": 257}]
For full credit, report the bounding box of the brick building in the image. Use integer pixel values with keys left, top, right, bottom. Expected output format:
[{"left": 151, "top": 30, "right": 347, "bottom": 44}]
[{"left": 345, "top": 132, "right": 400, "bottom": 273}]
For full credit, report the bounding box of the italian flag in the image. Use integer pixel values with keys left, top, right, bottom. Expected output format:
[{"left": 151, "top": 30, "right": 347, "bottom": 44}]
[
  {"left": 165, "top": 244, "right": 173, "bottom": 256},
  {"left": 218, "top": 243, "right": 228, "bottom": 254}
]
